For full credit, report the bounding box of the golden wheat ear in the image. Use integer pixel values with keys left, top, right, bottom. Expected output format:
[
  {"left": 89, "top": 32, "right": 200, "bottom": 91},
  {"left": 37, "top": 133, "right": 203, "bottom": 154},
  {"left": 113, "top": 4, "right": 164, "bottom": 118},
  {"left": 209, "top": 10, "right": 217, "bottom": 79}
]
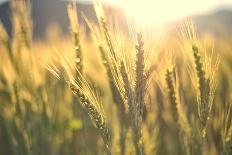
[
  {"left": 47, "top": 56, "right": 112, "bottom": 154},
  {"left": 126, "top": 32, "right": 146, "bottom": 155},
  {"left": 69, "top": 80, "right": 112, "bottom": 154}
]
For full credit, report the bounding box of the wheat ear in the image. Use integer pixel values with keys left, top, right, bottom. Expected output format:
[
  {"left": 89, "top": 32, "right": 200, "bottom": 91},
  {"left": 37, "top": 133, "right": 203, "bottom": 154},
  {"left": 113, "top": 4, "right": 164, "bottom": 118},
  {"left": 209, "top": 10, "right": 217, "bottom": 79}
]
[
  {"left": 131, "top": 33, "right": 146, "bottom": 155},
  {"left": 69, "top": 82, "right": 111, "bottom": 155},
  {"left": 192, "top": 44, "right": 211, "bottom": 139},
  {"left": 165, "top": 69, "right": 179, "bottom": 122}
]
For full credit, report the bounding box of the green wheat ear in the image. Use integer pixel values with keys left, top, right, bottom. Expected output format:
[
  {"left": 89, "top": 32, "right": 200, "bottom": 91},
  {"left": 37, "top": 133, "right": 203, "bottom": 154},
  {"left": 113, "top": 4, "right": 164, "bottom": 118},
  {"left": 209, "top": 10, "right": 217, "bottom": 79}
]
[
  {"left": 165, "top": 69, "right": 179, "bottom": 123},
  {"left": 192, "top": 44, "right": 211, "bottom": 139}
]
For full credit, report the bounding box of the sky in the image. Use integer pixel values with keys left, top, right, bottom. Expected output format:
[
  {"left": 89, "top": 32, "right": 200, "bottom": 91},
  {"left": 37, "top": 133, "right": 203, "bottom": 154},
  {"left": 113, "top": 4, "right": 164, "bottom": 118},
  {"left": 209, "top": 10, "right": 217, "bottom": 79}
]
[
  {"left": 1, "top": 0, "right": 232, "bottom": 24},
  {"left": 81, "top": 0, "right": 232, "bottom": 24}
]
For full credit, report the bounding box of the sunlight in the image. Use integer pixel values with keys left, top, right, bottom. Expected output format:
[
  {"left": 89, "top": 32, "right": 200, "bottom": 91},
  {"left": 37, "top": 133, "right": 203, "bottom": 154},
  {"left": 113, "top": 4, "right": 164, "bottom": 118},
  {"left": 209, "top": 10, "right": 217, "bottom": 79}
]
[
  {"left": 121, "top": 0, "right": 180, "bottom": 25},
  {"left": 103, "top": 0, "right": 229, "bottom": 26}
]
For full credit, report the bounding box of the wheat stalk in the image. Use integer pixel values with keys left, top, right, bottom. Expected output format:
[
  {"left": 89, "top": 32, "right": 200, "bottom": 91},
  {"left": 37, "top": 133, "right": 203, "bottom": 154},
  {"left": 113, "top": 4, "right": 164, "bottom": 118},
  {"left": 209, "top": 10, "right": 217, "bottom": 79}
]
[
  {"left": 67, "top": 2, "right": 84, "bottom": 155},
  {"left": 67, "top": 2, "right": 83, "bottom": 74}
]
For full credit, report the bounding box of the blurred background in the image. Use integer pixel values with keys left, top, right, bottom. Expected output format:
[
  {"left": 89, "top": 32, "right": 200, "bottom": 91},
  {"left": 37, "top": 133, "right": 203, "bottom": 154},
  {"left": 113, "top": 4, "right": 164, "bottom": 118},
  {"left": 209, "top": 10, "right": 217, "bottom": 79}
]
[
  {"left": 1, "top": 0, "right": 232, "bottom": 39},
  {"left": 0, "top": 1, "right": 232, "bottom": 155}
]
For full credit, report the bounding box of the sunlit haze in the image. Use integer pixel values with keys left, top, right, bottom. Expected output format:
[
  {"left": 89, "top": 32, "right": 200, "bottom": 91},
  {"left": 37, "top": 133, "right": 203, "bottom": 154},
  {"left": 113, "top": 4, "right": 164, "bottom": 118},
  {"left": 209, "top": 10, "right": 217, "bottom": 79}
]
[
  {"left": 78, "top": 0, "right": 232, "bottom": 25},
  {"left": 0, "top": 0, "right": 232, "bottom": 25},
  {"left": 1, "top": 0, "right": 232, "bottom": 24}
]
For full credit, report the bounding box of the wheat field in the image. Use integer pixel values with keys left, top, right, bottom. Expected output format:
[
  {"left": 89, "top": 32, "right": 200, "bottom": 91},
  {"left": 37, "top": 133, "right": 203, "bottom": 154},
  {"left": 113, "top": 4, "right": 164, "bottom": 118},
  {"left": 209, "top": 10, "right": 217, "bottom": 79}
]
[{"left": 0, "top": 1, "right": 231, "bottom": 155}]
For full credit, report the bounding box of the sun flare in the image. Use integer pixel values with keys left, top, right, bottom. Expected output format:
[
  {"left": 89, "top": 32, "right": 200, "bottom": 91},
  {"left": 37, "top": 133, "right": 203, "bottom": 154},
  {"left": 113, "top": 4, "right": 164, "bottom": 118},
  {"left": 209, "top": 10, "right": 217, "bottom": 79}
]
[
  {"left": 102, "top": 0, "right": 227, "bottom": 26},
  {"left": 120, "top": 0, "right": 180, "bottom": 25}
]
